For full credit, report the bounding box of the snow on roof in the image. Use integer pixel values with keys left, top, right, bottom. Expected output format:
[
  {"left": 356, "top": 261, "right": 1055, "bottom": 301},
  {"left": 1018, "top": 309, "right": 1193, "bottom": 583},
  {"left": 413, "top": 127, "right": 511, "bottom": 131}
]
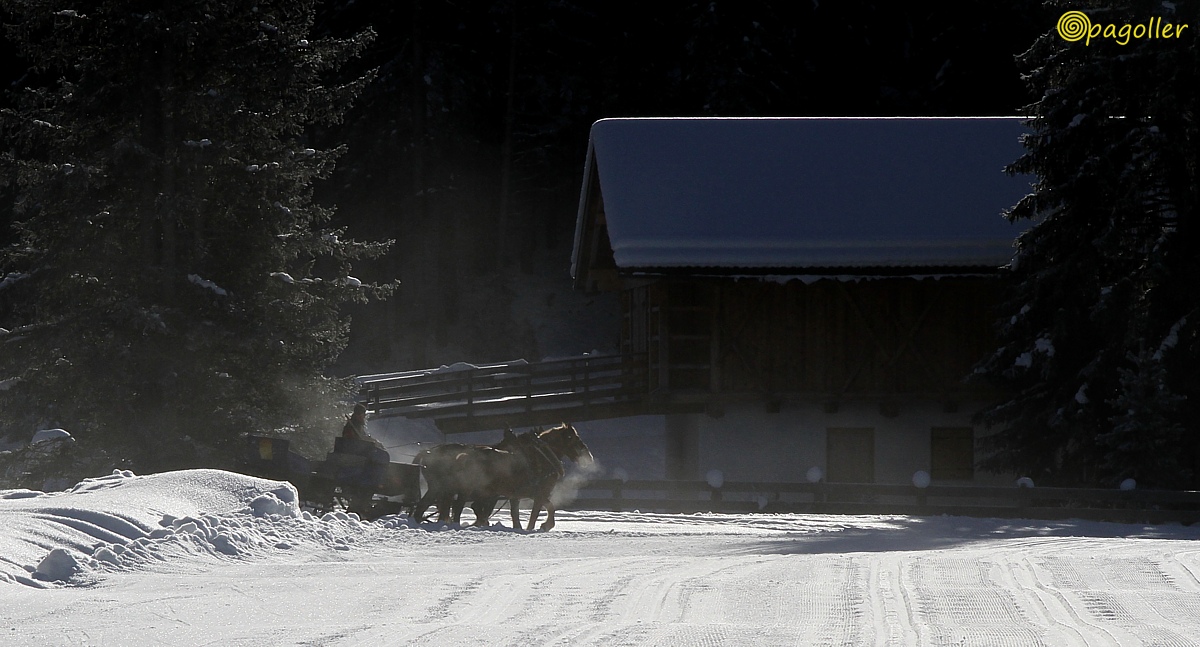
[{"left": 573, "top": 117, "right": 1033, "bottom": 275}]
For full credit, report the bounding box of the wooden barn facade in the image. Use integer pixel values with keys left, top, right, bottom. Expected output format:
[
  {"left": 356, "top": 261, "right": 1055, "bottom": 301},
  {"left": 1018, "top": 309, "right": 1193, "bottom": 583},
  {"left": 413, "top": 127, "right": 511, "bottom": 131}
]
[{"left": 571, "top": 117, "right": 1031, "bottom": 485}]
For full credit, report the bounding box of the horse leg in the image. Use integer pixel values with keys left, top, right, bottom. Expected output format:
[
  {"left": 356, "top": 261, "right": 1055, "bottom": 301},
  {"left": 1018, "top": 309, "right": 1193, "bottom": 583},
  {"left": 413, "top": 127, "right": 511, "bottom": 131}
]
[
  {"left": 417, "top": 489, "right": 451, "bottom": 523},
  {"left": 450, "top": 495, "right": 466, "bottom": 525},
  {"left": 412, "top": 491, "right": 435, "bottom": 522},
  {"left": 510, "top": 498, "right": 521, "bottom": 529},
  {"left": 472, "top": 498, "right": 497, "bottom": 526},
  {"left": 540, "top": 502, "right": 556, "bottom": 532},
  {"left": 435, "top": 492, "right": 456, "bottom": 523},
  {"left": 526, "top": 501, "right": 543, "bottom": 532}
]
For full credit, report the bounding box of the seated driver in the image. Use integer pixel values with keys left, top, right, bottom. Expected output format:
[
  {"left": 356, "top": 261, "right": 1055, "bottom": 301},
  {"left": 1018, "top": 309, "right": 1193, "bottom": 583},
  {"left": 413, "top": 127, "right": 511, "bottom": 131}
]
[{"left": 341, "top": 404, "right": 389, "bottom": 460}]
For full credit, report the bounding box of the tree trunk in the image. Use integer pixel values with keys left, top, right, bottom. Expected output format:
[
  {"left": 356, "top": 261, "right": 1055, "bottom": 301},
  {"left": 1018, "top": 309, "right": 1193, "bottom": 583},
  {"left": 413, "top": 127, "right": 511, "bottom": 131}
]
[
  {"left": 495, "top": 5, "right": 518, "bottom": 272},
  {"left": 409, "top": 0, "right": 429, "bottom": 367},
  {"left": 159, "top": 52, "right": 177, "bottom": 304}
]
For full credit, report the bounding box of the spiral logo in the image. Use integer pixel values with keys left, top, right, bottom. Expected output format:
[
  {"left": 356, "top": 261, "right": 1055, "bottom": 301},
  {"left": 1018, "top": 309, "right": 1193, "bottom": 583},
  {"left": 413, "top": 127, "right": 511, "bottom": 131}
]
[{"left": 1057, "top": 11, "right": 1092, "bottom": 42}]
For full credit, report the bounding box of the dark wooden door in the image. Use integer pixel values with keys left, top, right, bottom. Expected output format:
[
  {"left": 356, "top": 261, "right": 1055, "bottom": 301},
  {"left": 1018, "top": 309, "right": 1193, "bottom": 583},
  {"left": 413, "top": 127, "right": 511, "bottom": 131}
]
[
  {"left": 826, "top": 427, "right": 876, "bottom": 483},
  {"left": 931, "top": 427, "right": 975, "bottom": 481}
]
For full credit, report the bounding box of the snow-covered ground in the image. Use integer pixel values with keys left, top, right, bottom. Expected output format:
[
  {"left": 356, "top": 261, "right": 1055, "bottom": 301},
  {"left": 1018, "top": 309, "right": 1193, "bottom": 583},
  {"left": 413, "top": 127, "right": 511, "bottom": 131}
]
[{"left": 4, "top": 470, "right": 1200, "bottom": 645}]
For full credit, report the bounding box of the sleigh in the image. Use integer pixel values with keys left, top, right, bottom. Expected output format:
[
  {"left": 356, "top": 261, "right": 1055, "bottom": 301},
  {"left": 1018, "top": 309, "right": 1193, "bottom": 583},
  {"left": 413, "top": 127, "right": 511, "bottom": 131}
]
[{"left": 241, "top": 435, "right": 422, "bottom": 520}]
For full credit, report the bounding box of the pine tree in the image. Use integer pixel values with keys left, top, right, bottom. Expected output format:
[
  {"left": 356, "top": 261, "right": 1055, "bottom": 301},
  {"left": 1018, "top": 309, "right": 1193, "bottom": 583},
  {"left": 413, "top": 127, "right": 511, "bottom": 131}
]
[
  {"left": 0, "top": 1, "right": 395, "bottom": 472},
  {"left": 974, "top": 0, "right": 1200, "bottom": 487}
]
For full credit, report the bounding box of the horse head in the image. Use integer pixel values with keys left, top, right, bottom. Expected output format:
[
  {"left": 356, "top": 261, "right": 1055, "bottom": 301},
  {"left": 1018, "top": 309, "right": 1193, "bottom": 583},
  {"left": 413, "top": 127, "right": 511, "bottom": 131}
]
[{"left": 540, "top": 423, "right": 594, "bottom": 466}]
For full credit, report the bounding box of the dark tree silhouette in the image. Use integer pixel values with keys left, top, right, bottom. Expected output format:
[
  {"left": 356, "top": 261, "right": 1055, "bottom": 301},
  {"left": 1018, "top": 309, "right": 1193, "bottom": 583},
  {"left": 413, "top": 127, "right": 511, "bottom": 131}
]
[{"left": 0, "top": 0, "right": 395, "bottom": 470}]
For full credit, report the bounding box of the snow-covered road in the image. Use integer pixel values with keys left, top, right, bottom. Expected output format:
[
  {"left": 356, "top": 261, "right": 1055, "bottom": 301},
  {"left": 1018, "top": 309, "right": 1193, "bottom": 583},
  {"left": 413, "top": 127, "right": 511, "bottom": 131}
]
[{"left": 3, "top": 471, "right": 1200, "bottom": 646}]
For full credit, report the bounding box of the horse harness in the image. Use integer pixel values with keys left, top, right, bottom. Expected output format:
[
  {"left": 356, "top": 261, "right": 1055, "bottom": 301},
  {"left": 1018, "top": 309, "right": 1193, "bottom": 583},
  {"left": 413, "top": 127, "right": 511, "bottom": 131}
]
[{"left": 506, "top": 433, "right": 564, "bottom": 492}]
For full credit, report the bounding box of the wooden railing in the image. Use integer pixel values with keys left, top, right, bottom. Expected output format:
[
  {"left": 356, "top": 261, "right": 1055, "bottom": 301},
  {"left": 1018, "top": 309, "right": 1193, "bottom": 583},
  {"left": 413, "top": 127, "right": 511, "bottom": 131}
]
[
  {"left": 563, "top": 479, "right": 1200, "bottom": 525},
  {"left": 357, "top": 353, "right": 649, "bottom": 424}
]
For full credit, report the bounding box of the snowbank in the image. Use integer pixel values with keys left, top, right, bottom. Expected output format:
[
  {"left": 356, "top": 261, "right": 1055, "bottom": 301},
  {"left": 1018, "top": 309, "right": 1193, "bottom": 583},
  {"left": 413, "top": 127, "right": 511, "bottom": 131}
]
[{"left": 0, "top": 469, "right": 315, "bottom": 586}]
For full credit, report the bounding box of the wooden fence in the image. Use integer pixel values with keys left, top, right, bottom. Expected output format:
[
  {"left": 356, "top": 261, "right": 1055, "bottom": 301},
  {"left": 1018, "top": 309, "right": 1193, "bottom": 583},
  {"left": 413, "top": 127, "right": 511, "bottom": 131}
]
[
  {"left": 357, "top": 354, "right": 649, "bottom": 433},
  {"left": 563, "top": 479, "right": 1200, "bottom": 525}
]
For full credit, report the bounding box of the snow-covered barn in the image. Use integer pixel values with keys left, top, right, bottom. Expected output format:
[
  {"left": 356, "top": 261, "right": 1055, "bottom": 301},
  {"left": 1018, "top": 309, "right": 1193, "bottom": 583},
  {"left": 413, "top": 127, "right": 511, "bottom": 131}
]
[{"left": 571, "top": 117, "right": 1033, "bottom": 485}]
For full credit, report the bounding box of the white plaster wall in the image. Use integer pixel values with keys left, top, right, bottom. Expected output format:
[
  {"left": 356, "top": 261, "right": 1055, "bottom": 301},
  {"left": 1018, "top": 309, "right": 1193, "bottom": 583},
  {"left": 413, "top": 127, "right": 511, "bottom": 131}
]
[
  {"left": 570, "top": 416, "right": 668, "bottom": 480},
  {"left": 697, "top": 408, "right": 817, "bottom": 483},
  {"left": 370, "top": 403, "right": 1015, "bottom": 486},
  {"left": 696, "top": 401, "right": 1012, "bottom": 486}
]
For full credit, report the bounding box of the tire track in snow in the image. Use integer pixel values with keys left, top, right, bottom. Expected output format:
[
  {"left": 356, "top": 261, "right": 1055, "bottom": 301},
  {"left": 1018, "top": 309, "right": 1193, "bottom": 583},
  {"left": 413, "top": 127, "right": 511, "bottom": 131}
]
[
  {"left": 585, "top": 622, "right": 815, "bottom": 647},
  {"left": 585, "top": 554, "right": 870, "bottom": 645},
  {"left": 1001, "top": 555, "right": 1100, "bottom": 645},
  {"left": 1036, "top": 554, "right": 1198, "bottom": 645},
  {"left": 871, "top": 557, "right": 918, "bottom": 646},
  {"left": 1026, "top": 554, "right": 1128, "bottom": 645},
  {"left": 1160, "top": 548, "right": 1200, "bottom": 596},
  {"left": 905, "top": 556, "right": 1050, "bottom": 646},
  {"left": 528, "top": 553, "right": 869, "bottom": 645},
  {"left": 469, "top": 556, "right": 667, "bottom": 646},
  {"left": 420, "top": 573, "right": 486, "bottom": 622},
  {"left": 502, "top": 561, "right": 642, "bottom": 646},
  {"left": 710, "top": 555, "right": 868, "bottom": 644},
  {"left": 1076, "top": 591, "right": 1194, "bottom": 646},
  {"left": 419, "top": 558, "right": 630, "bottom": 645},
  {"left": 601, "top": 556, "right": 739, "bottom": 625},
  {"left": 500, "top": 555, "right": 715, "bottom": 646}
]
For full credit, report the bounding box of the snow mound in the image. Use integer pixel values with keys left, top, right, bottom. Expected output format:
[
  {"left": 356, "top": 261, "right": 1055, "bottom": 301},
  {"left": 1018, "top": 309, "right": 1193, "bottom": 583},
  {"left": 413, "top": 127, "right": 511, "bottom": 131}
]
[
  {"left": 249, "top": 485, "right": 300, "bottom": 518},
  {"left": 1, "top": 467, "right": 552, "bottom": 588},
  {"left": 34, "top": 548, "right": 83, "bottom": 582},
  {"left": 0, "top": 469, "right": 314, "bottom": 586}
]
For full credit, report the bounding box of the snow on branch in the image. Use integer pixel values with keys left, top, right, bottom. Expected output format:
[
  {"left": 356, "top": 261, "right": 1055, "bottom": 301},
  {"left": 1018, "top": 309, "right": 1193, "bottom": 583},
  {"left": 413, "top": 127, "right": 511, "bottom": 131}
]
[
  {"left": 1153, "top": 316, "right": 1187, "bottom": 361},
  {"left": 0, "top": 273, "right": 30, "bottom": 291},
  {"left": 187, "top": 274, "right": 227, "bottom": 296}
]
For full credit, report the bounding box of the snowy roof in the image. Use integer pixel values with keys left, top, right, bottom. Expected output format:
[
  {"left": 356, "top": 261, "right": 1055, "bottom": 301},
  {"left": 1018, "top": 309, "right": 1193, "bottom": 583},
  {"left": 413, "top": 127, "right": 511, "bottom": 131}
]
[{"left": 572, "top": 117, "right": 1033, "bottom": 284}]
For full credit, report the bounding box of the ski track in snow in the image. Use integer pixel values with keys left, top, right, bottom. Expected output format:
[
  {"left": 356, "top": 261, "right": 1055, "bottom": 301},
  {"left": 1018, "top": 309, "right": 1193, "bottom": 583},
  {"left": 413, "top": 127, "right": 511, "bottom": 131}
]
[{"left": 4, "top": 473, "right": 1200, "bottom": 645}]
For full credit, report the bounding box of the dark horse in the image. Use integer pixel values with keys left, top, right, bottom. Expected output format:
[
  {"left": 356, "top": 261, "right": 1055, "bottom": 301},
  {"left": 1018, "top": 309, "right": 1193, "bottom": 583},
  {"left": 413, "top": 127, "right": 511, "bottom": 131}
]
[
  {"left": 410, "top": 440, "right": 492, "bottom": 525},
  {"left": 474, "top": 423, "right": 594, "bottom": 531},
  {"left": 411, "top": 431, "right": 561, "bottom": 529},
  {"left": 411, "top": 423, "right": 593, "bottom": 531}
]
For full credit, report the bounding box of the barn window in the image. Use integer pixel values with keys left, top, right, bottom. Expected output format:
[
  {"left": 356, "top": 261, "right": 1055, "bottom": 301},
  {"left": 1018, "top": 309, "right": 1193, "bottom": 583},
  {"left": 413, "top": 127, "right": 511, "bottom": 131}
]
[
  {"left": 826, "top": 427, "right": 875, "bottom": 483},
  {"left": 930, "top": 427, "right": 975, "bottom": 481}
]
